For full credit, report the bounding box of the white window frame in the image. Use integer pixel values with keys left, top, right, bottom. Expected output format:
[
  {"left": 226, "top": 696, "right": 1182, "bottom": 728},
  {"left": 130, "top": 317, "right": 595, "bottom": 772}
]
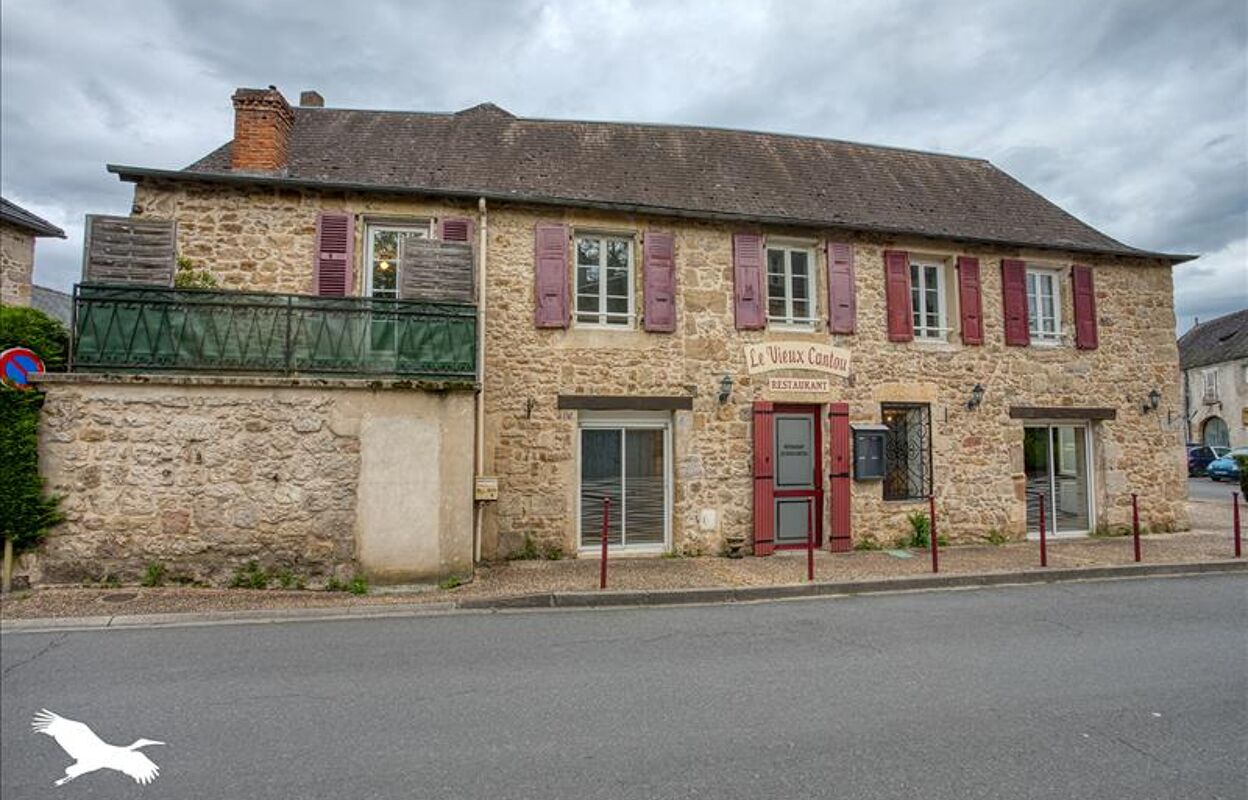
[
  {"left": 1026, "top": 267, "right": 1062, "bottom": 345},
  {"left": 364, "top": 221, "right": 431, "bottom": 299},
  {"left": 1203, "top": 369, "right": 1219, "bottom": 402},
  {"left": 909, "top": 258, "right": 952, "bottom": 341},
  {"left": 1024, "top": 421, "right": 1096, "bottom": 539},
  {"left": 574, "top": 232, "right": 635, "bottom": 328},
  {"left": 766, "top": 243, "right": 818, "bottom": 328},
  {"left": 576, "top": 411, "right": 672, "bottom": 553}
]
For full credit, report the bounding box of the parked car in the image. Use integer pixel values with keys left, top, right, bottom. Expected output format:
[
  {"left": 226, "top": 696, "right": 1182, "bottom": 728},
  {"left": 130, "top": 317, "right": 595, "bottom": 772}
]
[
  {"left": 1187, "top": 444, "right": 1230, "bottom": 476},
  {"left": 1206, "top": 447, "right": 1248, "bottom": 482}
]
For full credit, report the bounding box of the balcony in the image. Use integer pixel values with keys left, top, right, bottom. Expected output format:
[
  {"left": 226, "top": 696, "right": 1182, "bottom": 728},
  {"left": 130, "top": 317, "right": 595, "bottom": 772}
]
[{"left": 71, "top": 284, "right": 476, "bottom": 381}]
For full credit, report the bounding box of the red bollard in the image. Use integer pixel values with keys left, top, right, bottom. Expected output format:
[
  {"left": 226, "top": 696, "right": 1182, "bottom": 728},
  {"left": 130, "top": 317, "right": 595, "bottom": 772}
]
[
  {"left": 1233, "top": 492, "right": 1242, "bottom": 559},
  {"left": 1132, "top": 493, "right": 1141, "bottom": 563},
  {"left": 599, "top": 496, "right": 610, "bottom": 590},
  {"left": 806, "top": 510, "right": 815, "bottom": 583},
  {"left": 1038, "top": 492, "right": 1047, "bottom": 567},
  {"left": 929, "top": 494, "right": 939, "bottom": 574}
]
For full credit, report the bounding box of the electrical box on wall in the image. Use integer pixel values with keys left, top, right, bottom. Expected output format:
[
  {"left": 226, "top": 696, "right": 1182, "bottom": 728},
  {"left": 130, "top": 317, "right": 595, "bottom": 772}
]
[{"left": 852, "top": 424, "right": 888, "bottom": 480}]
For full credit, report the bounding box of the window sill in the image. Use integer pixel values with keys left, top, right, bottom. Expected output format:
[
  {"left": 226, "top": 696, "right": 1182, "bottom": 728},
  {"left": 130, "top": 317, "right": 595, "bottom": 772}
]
[{"left": 767, "top": 322, "right": 820, "bottom": 333}]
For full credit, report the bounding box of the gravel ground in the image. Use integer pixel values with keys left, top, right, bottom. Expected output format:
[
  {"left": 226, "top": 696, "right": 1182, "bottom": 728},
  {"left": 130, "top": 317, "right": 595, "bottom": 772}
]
[{"left": 1, "top": 527, "right": 1238, "bottom": 621}]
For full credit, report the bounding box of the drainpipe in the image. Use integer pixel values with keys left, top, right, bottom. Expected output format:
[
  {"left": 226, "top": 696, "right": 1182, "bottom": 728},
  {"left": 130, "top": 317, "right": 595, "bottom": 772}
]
[{"left": 473, "top": 197, "right": 488, "bottom": 564}]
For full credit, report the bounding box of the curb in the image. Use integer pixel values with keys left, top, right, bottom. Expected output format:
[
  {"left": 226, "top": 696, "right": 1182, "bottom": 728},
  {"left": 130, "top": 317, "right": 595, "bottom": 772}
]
[
  {"left": 3, "top": 560, "right": 1243, "bottom": 632},
  {"left": 456, "top": 559, "right": 1248, "bottom": 610}
]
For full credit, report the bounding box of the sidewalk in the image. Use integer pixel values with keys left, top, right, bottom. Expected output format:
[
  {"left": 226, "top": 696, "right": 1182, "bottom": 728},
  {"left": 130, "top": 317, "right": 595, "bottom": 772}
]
[{"left": 2, "top": 527, "right": 1242, "bottom": 624}]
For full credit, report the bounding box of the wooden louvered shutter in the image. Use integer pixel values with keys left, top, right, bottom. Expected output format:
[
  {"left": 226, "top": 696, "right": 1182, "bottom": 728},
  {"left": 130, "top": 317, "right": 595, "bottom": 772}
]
[
  {"left": 956, "top": 256, "right": 983, "bottom": 345},
  {"left": 1001, "top": 259, "right": 1030, "bottom": 346},
  {"left": 440, "top": 217, "right": 473, "bottom": 243},
  {"left": 1071, "top": 265, "right": 1098, "bottom": 350},
  {"left": 643, "top": 232, "right": 676, "bottom": 332},
  {"left": 82, "top": 215, "right": 177, "bottom": 286},
  {"left": 314, "top": 212, "right": 354, "bottom": 296},
  {"left": 828, "top": 403, "right": 852, "bottom": 553},
  {"left": 826, "top": 242, "right": 856, "bottom": 334},
  {"left": 733, "top": 233, "right": 766, "bottom": 330},
  {"left": 534, "top": 222, "right": 569, "bottom": 328},
  {"left": 883, "top": 249, "right": 913, "bottom": 342},
  {"left": 752, "top": 401, "right": 776, "bottom": 556}
]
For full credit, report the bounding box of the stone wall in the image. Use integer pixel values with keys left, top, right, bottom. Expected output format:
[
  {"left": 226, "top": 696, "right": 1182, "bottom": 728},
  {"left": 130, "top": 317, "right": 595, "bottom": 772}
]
[
  {"left": 477, "top": 206, "right": 1189, "bottom": 556},
  {"left": 122, "top": 179, "right": 1189, "bottom": 563},
  {"left": 30, "top": 374, "right": 474, "bottom": 586},
  {"left": 1, "top": 220, "right": 35, "bottom": 307}
]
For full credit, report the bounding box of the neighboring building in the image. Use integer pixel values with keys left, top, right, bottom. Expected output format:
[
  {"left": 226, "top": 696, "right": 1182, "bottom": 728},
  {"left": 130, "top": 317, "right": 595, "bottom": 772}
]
[
  {"left": 30, "top": 284, "right": 73, "bottom": 325},
  {"left": 29, "top": 86, "right": 1193, "bottom": 585},
  {"left": 1179, "top": 309, "right": 1248, "bottom": 449},
  {"left": 1, "top": 196, "right": 65, "bottom": 307}
]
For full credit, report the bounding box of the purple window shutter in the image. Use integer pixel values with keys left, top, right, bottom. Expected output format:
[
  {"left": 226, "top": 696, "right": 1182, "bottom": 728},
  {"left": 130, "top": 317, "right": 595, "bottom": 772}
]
[
  {"left": 440, "top": 217, "right": 474, "bottom": 242},
  {"left": 643, "top": 232, "right": 676, "bottom": 332},
  {"left": 314, "top": 211, "right": 354, "bottom": 296},
  {"left": 1001, "top": 259, "right": 1030, "bottom": 346},
  {"left": 1071, "top": 264, "right": 1099, "bottom": 349},
  {"left": 733, "top": 233, "right": 765, "bottom": 330},
  {"left": 826, "top": 242, "right": 856, "bottom": 334},
  {"left": 883, "top": 249, "right": 913, "bottom": 342},
  {"left": 534, "top": 222, "right": 569, "bottom": 328},
  {"left": 956, "top": 256, "right": 983, "bottom": 345}
]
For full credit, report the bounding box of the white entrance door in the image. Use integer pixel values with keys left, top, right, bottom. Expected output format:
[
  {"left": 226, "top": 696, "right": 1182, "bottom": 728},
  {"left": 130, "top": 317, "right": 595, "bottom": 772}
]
[
  {"left": 578, "top": 413, "right": 671, "bottom": 551},
  {"left": 1024, "top": 425, "right": 1093, "bottom": 537}
]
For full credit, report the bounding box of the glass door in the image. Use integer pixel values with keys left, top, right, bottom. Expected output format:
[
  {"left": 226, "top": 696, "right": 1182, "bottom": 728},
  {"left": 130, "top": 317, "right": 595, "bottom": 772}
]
[
  {"left": 579, "top": 422, "right": 669, "bottom": 550},
  {"left": 1025, "top": 425, "right": 1092, "bottom": 537}
]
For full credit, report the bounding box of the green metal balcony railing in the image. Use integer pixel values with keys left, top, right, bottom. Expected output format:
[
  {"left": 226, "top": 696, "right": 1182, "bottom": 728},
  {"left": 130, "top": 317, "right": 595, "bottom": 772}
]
[{"left": 71, "top": 284, "right": 477, "bottom": 380}]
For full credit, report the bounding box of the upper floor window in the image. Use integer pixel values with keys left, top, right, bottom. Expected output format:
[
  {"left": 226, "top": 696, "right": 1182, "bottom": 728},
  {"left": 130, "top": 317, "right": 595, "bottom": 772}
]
[
  {"left": 910, "top": 259, "right": 949, "bottom": 340},
  {"left": 767, "top": 244, "right": 816, "bottom": 327},
  {"left": 366, "top": 222, "right": 429, "bottom": 299},
  {"left": 1203, "top": 369, "right": 1219, "bottom": 402},
  {"left": 1026, "top": 268, "right": 1061, "bottom": 344},
  {"left": 575, "top": 234, "right": 633, "bottom": 327}
]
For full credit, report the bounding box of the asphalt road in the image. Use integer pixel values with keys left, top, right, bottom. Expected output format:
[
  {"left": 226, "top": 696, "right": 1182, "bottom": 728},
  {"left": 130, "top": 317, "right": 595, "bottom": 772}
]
[
  {"left": 2, "top": 575, "right": 1245, "bottom": 799},
  {"left": 1190, "top": 476, "right": 1246, "bottom": 503}
]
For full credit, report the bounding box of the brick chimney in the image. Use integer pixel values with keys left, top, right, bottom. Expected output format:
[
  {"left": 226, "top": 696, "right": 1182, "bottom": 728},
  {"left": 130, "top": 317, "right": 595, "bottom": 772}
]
[
  {"left": 230, "top": 86, "right": 294, "bottom": 172},
  {"left": 299, "top": 90, "right": 324, "bottom": 107}
]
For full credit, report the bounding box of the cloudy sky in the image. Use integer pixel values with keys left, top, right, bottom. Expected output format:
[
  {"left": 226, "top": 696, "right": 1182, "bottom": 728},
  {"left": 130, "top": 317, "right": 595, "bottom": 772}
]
[{"left": 2, "top": 0, "right": 1244, "bottom": 332}]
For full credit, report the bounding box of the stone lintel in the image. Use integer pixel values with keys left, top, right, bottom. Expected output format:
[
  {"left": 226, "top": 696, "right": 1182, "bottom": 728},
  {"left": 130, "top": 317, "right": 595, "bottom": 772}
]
[
  {"left": 1008, "top": 405, "right": 1117, "bottom": 421},
  {"left": 557, "top": 394, "right": 694, "bottom": 411}
]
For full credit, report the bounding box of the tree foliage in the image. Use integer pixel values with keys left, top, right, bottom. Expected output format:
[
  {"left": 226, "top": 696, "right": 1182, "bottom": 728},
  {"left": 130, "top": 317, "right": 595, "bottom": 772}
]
[{"left": 0, "top": 304, "right": 69, "bottom": 371}]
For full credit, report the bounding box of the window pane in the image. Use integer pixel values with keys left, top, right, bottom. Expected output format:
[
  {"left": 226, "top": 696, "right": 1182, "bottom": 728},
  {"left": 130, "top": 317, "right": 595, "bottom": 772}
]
[
  {"left": 372, "top": 260, "right": 397, "bottom": 295},
  {"left": 581, "top": 429, "right": 622, "bottom": 547},
  {"left": 606, "top": 296, "right": 628, "bottom": 314},
  {"left": 606, "top": 239, "right": 629, "bottom": 271},
  {"left": 577, "top": 295, "right": 598, "bottom": 313},
  {"left": 767, "top": 249, "right": 785, "bottom": 277},
  {"left": 606, "top": 267, "right": 629, "bottom": 298},
  {"left": 790, "top": 251, "right": 808, "bottom": 279},
  {"left": 624, "top": 429, "right": 665, "bottom": 546},
  {"left": 577, "top": 237, "right": 600, "bottom": 267},
  {"left": 882, "top": 404, "right": 930, "bottom": 500},
  {"left": 791, "top": 273, "right": 809, "bottom": 302},
  {"left": 373, "top": 230, "right": 399, "bottom": 261},
  {"left": 578, "top": 265, "right": 600, "bottom": 296}
]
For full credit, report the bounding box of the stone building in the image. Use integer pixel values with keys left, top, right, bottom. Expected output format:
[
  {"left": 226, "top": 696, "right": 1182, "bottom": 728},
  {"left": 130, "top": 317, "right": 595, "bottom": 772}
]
[
  {"left": 1, "top": 196, "right": 65, "bottom": 308},
  {"left": 36, "top": 85, "right": 1193, "bottom": 583},
  {"left": 1179, "top": 309, "right": 1248, "bottom": 449}
]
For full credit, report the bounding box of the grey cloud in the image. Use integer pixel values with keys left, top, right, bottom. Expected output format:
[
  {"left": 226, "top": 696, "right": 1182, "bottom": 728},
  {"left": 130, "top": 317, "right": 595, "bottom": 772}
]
[{"left": 1, "top": 0, "right": 1243, "bottom": 332}]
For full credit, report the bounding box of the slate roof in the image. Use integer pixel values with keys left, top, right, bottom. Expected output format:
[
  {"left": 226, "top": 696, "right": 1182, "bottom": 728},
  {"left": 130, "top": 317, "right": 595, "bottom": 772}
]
[
  {"left": 0, "top": 196, "right": 65, "bottom": 238},
  {"left": 1178, "top": 309, "right": 1248, "bottom": 371},
  {"left": 30, "top": 285, "right": 73, "bottom": 326},
  {"left": 114, "top": 102, "right": 1189, "bottom": 261}
]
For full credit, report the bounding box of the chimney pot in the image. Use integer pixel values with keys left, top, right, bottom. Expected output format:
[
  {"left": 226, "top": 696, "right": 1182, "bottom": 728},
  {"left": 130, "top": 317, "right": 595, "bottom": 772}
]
[
  {"left": 299, "top": 90, "right": 324, "bottom": 108},
  {"left": 230, "top": 86, "right": 295, "bottom": 173}
]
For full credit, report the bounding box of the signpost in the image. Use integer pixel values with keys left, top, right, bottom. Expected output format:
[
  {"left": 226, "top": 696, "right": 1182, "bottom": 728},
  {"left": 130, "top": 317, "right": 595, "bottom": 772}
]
[{"left": 0, "top": 347, "right": 45, "bottom": 389}]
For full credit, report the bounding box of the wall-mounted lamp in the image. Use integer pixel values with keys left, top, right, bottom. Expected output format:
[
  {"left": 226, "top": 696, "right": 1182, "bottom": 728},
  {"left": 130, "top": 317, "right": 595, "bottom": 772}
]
[
  {"left": 965, "top": 383, "right": 985, "bottom": 411},
  {"left": 718, "top": 373, "right": 734, "bottom": 404},
  {"left": 1141, "top": 388, "right": 1161, "bottom": 414}
]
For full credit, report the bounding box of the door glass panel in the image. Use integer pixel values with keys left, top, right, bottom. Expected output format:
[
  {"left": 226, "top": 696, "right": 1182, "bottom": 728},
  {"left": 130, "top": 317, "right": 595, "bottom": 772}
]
[
  {"left": 1052, "top": 426, "right": 1090, "bottom": 533},
  {"left": 774, "top": 415, "right": 814, "bottom": 488},
  {"left": 1024, "top": 426, "right": 1051, "bottom": 535},
  {"left": 580, "top": 429, "right": 622, "bottom": 547},
  {"left": 624, "top": 429, "right": 665, "bottom": 546},
  {"left": 775, "top": 498, "right": 813, "bottom": 543}
]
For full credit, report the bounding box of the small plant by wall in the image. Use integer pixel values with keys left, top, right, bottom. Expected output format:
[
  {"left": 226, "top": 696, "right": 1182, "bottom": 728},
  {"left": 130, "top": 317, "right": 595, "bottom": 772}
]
[
  {"left": 899, "top": 511, "right": 931, "bottom": 549},
  {"left": 173, "top": 255, "right": 219, "bottom": 290}
]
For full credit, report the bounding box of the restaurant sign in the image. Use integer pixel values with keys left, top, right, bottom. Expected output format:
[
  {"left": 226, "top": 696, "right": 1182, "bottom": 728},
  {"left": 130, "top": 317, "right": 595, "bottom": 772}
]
[
  {"left": 768, "top": 377, "right": 832, "bottom": 393},
  {"left": 745, "top": 342, "right": 851, "bottom": 377}
]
